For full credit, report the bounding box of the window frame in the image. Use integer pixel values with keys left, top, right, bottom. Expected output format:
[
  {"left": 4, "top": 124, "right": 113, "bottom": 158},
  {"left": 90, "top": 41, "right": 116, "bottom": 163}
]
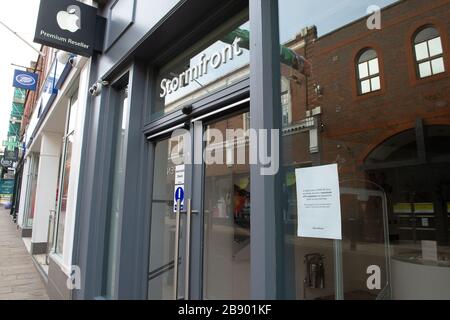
[
  {"left": 413, "top": 26, "right": 445, "bottom": 79},
  {"left": 356, "top": 48, "right": 381, "bottom": 95},
  {"left": 53, "top": 90, "right": 79, "bottom": 257},
  {"left": 102, "top": 84, "right": 131, "bottom": 299}
]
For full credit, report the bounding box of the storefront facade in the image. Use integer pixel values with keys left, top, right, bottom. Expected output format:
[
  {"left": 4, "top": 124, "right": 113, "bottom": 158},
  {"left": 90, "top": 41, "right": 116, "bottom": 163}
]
[
  {"left": 73, "top": 0, "right": 450, "bottom": 300},
  {"left": 16, "top": 41, "right": 93, "bottom": 299}
]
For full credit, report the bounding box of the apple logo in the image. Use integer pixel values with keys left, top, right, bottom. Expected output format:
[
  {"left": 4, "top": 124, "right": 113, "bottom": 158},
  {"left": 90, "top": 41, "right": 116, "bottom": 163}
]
[{"left": 57, "top": 5, "right": 81, "bottom": 33}]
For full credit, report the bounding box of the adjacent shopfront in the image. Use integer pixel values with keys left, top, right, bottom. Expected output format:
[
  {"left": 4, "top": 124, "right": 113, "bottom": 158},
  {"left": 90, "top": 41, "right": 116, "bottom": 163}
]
[
  {"left": 16, "top": 38, "right": 93, "bottom": 300},
  {"left": 73, "top": 0, "right": 450, "bottom": 300}
]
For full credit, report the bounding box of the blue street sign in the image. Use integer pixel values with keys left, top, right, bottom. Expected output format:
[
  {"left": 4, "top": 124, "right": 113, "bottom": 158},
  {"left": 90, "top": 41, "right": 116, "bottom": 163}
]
[
  {"left": 175, "top": 187, "right": 184, "bottom": 202},
  {"left": 174, "top": 185, "right": 185, "bottom": 213},
  {"left": 12, "top": 69, "right": 38, "bottom": 91}
]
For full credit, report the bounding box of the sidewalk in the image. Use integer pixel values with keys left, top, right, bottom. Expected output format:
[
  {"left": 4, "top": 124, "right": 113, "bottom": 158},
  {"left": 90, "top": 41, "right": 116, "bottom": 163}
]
[{"left": 0, "top": 208, "right": 48, "bottom": 300}]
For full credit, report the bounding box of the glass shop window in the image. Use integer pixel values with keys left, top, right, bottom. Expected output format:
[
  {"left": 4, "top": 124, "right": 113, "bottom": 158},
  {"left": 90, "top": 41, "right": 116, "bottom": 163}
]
[
  {"left": 278, "top": 0, "right": 450, "bottom": 300},
  {"left": 55, "top": 91, "right": 78, "bottom": 256},
  {"left": 153, "top": 11, "right": 249, "bottom": 119}
]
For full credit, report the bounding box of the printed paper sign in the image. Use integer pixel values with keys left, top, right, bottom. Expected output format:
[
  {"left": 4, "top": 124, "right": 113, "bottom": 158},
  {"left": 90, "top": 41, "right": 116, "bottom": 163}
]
[
  {"left": 295, "top": 164, "right": 342, "bottom": 240},
  {"left": 175, "top": 171, "right": 185, "bottom": 185}
]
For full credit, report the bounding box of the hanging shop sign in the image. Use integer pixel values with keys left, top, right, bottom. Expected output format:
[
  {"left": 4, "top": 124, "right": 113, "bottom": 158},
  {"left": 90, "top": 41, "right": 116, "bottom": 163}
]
[
  {"left": 3, "top": 137, "right": 20, "bottom": 152},
  {"left": 0, "top": 179, "right": 15, "bottom": 204},
  {"left": 295, "top": 164, "right": 342, "bottom": 240},
  {"left": 1, "top": 158, "right": 14, "bottom": 168},
  {"left": 4, "top": 148, "right": 19, "bottom": 162},
  {"left": 12, "top": 70, "right": 38, "bottom": 91},
  {"left": 34, "top": 0, "right": 99, "bottom": 57}
]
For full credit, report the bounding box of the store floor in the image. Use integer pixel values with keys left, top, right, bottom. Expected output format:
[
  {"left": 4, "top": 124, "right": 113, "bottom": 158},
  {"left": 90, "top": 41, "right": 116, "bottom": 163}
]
[{"left": 0, "top": 208, "right": 48, "bottom": 300}]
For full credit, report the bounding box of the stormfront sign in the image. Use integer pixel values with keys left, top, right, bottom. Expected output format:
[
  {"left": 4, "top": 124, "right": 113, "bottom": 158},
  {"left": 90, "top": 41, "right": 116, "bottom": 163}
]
[
  {"left": 34, "top": 0, "right": 97, "bottom": 57},
  {"left": 160, "top": 37, "right": 244, "bottom": 99}
]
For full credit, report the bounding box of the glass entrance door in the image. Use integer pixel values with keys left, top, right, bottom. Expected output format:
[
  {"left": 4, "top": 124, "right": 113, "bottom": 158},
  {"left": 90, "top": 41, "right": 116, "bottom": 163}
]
[
  {"left": 148, "top": 132, "right": 189, "bottom": 300},
  {"left": 147, "top": 104, "right": 251, "bottom": 300},
  {"left": 202, "top": 111, "right": 251, "bottom": 300}
]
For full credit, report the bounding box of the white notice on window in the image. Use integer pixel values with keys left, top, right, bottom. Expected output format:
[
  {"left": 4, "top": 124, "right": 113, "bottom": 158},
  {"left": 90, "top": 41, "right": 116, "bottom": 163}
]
[{"left": 295, "top": 164, "right": 342, "bottom": 240}]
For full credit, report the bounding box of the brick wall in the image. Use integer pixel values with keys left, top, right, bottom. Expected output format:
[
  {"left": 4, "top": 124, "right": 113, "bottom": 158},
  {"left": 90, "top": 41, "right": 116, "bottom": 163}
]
[
  {"left": 21, "top": 46, "right": 52, "bottom": 138},
  {"left": 283, "top": 0, "right": 450, "bottom": 177}
]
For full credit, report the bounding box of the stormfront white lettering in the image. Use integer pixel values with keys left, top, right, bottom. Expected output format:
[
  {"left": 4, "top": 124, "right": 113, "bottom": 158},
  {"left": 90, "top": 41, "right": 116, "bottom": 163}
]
[{"left": 160, "top": 37, "right": 244, "bottom": 98}]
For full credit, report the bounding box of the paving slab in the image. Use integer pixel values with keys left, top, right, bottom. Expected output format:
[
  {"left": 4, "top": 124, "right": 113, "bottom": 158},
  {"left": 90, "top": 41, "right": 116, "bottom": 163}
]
[{"left": 0, "top": 208, "right": 48, "bottom": 300}]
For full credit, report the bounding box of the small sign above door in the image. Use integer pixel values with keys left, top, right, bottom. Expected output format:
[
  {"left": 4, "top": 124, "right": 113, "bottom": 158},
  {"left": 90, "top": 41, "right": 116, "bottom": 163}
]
[
  {"left": 173, "top": 165, "right": 186, "bottom": 213},
  {"left": 175, "top": 171, "right": 185, "bottom": 185}
]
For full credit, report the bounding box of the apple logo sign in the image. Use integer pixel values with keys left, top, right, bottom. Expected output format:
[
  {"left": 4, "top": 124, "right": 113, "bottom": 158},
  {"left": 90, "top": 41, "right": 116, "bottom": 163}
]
[{"left": 57, "top": 5, "right": 81, "bottom": 33}]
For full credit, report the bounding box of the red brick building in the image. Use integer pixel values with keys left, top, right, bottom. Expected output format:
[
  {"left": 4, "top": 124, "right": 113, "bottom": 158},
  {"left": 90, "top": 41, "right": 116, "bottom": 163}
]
[{"left": 21, "top": 46, "right": 51, "bottom": 139}]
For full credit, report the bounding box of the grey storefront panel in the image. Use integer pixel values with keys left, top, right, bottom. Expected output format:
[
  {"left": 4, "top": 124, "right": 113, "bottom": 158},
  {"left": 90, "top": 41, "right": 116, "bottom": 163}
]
[
  {"left": 72, "top": 0, "right": 276, "bottom": 300},
  {"left": 95, "top": 0, "right": 248, "bottom": 86},
  {"left": 63, "top": 0, "right": 450, "bottom": 301}
]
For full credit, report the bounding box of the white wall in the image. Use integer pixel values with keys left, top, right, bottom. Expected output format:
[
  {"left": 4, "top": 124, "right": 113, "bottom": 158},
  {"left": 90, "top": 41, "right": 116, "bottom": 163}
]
[{"left": 31, "top": 132, "right": 61, "bottom": 244}]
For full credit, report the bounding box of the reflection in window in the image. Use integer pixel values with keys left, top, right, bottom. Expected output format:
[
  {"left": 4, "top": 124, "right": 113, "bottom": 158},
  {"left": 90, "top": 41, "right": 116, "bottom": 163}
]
[
  {"left": 55, "top": 92, "right": 78, "bottom": 255},
  {"left": 357, "top": 49, "right": 381, "bottom": 95},
  {"left": 281, "top": 77, "right": 292, "bottom": 126},
  {"left": 414, "top": 26, "right": 445, "bottom": 78},
  {"left": 148, "top": 135, "right": 185, "bottom": 300},
  {"left": 23, "top": 155, "right": 39, "bottom": 228},
  {"left": 104, "top": 86, "right": 130, "bottom": 299},
  {"left": 203, "top": 112, "right": 251, "bottom": 300},
  {"left": 276, "top": 0, "right": 450, "bottom": 301}
]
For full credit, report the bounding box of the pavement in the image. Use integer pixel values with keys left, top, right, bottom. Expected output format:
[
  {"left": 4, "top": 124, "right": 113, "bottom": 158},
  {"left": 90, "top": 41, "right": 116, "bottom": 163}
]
[{"left": 0, "top": 208, "right": 49, "bottom": 300}]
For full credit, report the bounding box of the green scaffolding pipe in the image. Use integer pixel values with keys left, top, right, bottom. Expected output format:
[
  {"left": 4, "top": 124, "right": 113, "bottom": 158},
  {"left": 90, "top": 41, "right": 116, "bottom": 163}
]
[{"left": 223, "top": 28, "right": 310, "bottom": 75}]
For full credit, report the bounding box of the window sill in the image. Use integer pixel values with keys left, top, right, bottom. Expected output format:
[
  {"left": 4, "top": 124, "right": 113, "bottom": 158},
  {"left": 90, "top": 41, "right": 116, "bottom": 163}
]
[
  {"left": 353, "top": 89, "right": 384, "bottom": 102},
  {"left": 411, "top": 71, "right": 448, "bottom": 87}
]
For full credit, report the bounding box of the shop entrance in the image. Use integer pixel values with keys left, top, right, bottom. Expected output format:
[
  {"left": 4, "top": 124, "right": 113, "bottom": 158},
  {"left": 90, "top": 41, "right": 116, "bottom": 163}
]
[{"left": 147, "top": 99, "right": 251, "bottom": 300}]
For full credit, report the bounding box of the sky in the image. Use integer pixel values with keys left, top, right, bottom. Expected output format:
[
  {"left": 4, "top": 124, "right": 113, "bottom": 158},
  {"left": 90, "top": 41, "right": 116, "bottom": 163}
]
[
  {"left": 279, "top": 0, "right": 399, "bottom": 42},
  {"left": 0, "top": 0, "right": 40, "bottom": 145}
]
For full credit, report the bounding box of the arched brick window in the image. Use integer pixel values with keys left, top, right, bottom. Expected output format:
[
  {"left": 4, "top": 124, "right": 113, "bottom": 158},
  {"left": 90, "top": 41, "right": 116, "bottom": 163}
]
[
  {"left": 356, "top": 48, "right": 381, "bottom": 95},
  {"left": 414, "top": 26, "right": 445, "bottom": 78}
]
